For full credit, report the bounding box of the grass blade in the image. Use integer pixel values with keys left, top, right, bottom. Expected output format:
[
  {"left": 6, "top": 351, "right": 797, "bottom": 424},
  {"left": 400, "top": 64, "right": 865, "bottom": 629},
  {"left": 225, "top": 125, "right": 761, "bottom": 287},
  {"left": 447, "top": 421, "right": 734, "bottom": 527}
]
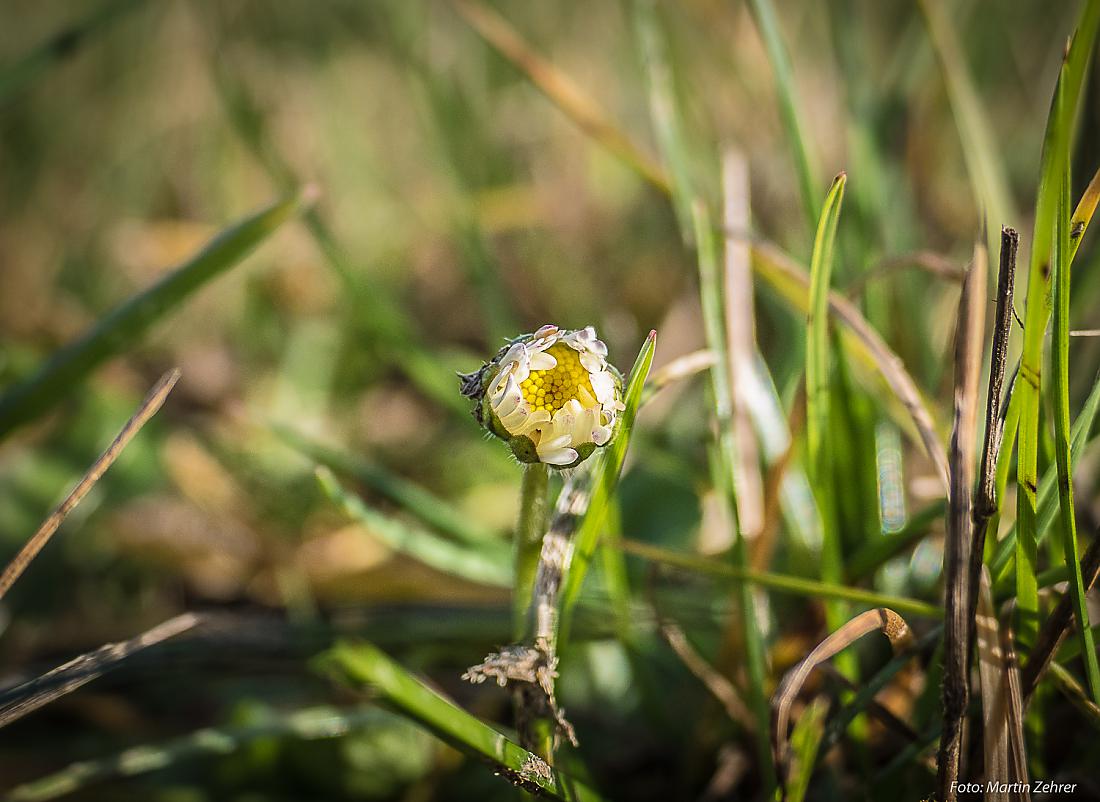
[
  {"left": 7, "top": 706, "right": 388, "bottom": 802},
  {"left": 556, "top": 331, "right": 656, "bottom": 642},
  {"left": 974, "top": 571, "right": 1010, "bottom": 801},
  {"left": 322, "top": 641, "right": 608, "bottom": 801},
  {"left": 805, "top": 173, "right": 848, "bottom": 636},
  {"left": 0, "top": 192, "right": 310, "bottom": 440},
  {"left": 771, "top": 608, "right": 912, "bottom": 798},
  {"left": 315, "top": 467, "right": 511, "bottom": 588},
  {"left": 0, "top": 614, "right": 200, "bottom": 730},
  {"left": 1051, "top": 68, "right": 1100, "bottom": 702}
]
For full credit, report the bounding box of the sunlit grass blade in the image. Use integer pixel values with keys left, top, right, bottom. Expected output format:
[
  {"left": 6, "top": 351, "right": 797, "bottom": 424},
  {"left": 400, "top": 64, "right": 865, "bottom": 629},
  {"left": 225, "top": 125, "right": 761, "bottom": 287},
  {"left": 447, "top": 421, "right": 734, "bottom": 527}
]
[
  {"left": 1011, "top": 0, "right": 1100, "bottom": 646},
  {"left": 274, "top": 425, "right": 500, "bottom": 547},
  {"left": 1051, "top": 69, "right": 1100, "bottom": 702},
  {"left": 0, "top": 192, "right": 310, "bottom": 440},
  {"left": 7, "top": 706, "right": 386, "bottom": 802},
  {"left": 0, "top": 0, "right": 146, "bottom": 105},
  {"left": 315, "top": 467, "right": 511, "bottom": 588},
  {"left": 805, "top": 174, "right": 848, "bottom": 634},
  {"left": 618, "top": 539, "right": 941, "bottom": 619},
  {"left": 556, "top": 331, "right": 655, "bottom": 642},
  {"left": 745, "top": 0, "right": 820, "bottom": 228},
  {"left": 321, "top": 641, "right": 608, "bottom": 801}
]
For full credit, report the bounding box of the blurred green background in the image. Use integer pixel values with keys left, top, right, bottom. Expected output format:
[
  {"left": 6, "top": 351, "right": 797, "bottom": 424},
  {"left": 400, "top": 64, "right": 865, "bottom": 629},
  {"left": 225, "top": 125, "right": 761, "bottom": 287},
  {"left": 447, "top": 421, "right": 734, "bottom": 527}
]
[{"left": 2, "top": 0, "right": 1100, "bottom": 799}]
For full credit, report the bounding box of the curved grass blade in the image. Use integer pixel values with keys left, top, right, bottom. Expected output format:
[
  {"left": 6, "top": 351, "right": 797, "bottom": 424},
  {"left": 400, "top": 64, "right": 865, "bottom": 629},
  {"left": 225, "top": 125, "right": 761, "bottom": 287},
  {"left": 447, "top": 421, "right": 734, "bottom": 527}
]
[
  {"left": 805, "top": 174, "right": 848, "bottom": 636},
  {"left": 322, "top": 641, "right": 608, "bottom": 801},
  {"left": 772, "top": 608, "right": 912, "bottom": 797},
  {"left": 0, "top": 192, "right": 310, "bottom": 440},
  {"left": 1051, "top": 71, "right": 1100, "bottom": 702},
  {"left": 315, "top": 467, "right": 511, "bottom": 588},
  {"left": 556, "top": 331, "right": 656, "bottom": 641},
  {"left": 618, "top": 539, "right": 941, "bottom": 619}
]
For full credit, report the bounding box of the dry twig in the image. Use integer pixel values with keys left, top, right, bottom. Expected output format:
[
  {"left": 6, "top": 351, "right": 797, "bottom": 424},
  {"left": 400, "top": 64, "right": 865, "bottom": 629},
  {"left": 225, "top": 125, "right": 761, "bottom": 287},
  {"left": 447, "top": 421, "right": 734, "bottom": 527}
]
[{"left": 0, "top": 368, "right": 181, "bottom": 602}]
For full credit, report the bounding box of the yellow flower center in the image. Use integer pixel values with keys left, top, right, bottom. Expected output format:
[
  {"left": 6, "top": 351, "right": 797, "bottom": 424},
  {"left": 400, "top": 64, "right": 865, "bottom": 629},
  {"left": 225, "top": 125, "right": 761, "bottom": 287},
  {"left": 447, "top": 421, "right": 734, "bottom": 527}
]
[{"left": 520, "top": 343, "right": 597, "bottom": 414}]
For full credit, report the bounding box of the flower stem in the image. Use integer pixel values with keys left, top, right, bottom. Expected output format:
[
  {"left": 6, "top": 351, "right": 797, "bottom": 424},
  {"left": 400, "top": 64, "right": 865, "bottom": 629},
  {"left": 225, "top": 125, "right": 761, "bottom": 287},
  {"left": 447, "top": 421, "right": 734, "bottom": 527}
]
[{"left": 514, "top": 462, "right": 551, "bottom": 641}]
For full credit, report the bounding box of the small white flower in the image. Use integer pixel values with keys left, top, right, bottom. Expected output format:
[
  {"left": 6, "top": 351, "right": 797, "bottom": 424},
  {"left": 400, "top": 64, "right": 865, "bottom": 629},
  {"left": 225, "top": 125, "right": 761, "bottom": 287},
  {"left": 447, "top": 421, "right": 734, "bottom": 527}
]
[{"left": 460, "top": 325, "right": 624, "bottom": 468}]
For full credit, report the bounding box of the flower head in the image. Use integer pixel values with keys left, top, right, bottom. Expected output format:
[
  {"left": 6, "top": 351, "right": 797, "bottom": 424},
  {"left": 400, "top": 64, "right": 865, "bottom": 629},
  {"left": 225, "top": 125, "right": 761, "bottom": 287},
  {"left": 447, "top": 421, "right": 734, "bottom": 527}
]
[{"left": 460, "top": 325, "right": 624, "bottom": 468}]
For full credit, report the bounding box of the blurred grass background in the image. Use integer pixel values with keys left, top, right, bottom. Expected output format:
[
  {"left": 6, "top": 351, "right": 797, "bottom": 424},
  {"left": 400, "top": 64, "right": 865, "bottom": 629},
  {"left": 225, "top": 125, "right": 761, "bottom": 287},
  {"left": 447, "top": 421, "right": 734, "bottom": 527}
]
[{"left": 2, "top": 0, "right": 1100, "bottom": 800}]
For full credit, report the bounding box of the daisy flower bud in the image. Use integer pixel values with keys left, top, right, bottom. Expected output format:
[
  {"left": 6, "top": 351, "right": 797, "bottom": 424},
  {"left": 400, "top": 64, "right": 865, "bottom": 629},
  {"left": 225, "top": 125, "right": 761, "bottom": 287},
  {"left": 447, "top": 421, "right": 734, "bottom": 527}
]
[{"left": 460, "top": 325, "right": 625, "bottom": 468}]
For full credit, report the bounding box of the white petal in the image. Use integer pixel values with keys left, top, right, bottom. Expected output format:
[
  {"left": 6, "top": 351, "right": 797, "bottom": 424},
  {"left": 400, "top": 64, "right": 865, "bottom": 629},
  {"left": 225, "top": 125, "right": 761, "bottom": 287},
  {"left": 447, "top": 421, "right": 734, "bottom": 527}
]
[
  {"left": 591, "top": 424, "right": 612, "bottom": 446},
  {"left": 528, "top": 351, "right": 557, "bottom": 371},
  {"left": 589, "top": 370, "right": 617, "bottom": 405},
  {"left": 539, "top": 446, "right": 579, "bottom": 466}
]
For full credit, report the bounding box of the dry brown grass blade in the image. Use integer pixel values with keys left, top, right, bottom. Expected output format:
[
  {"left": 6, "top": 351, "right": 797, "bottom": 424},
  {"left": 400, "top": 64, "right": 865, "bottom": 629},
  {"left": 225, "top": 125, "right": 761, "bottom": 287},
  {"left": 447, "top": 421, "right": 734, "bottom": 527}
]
[
  {"left": 1021, "top": 526, "right": 1100, "bottom": 703},
  {"left": 0, "top": 368, "right": 181, "bottom": 602},
  {"left": 770, "top": 608, "right": 912, "bottom": 799},
  {"left": 450, "top": 0, "right": 669, "bottom": 192},
  {"left": 937, "top": 243, "right": 987, "bottom": 802},
  {"left": 0, "top": 612, "right": 200, "bottom": 728},
  {"left": 751, "top": 242, "right": 950, "bottom": 490},
  {"left": 722, "top": 150, "right": 765, "bottom": 544},
  {"left": 975, "top": 570, "right": 1009, "bottom": 800}
]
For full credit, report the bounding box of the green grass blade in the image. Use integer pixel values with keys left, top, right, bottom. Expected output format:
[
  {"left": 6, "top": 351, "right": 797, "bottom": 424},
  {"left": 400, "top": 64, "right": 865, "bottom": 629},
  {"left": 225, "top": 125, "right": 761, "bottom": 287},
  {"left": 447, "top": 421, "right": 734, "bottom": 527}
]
[
  {"left": 618, "top": 539, "right": 941, "bottom": 619},
  {"left": 6, "top": 706, "right": 387, "bottom": 802},
  {"left": 805, "top": 174, "right": 848, "bottom": 634},
  {"left": 990, "top": 370, "right": 1100, "bottom": 586},
  {"left": 0, "top": 192, "right": 309, "bottom": 440},
  {"left": 274, "top": 425, "right": 501, "bottom": 548},
  {"left": 1012, "top": 0, "right": 1100, "bottom": 645},
  {"left": 315, "top": 467, "right": 511, "bottom": 588},
  {"left": 746, "top": 0, "right": 821, "bottom": 228},
  {"left": 1051, "top": 70, "right": 1100, "bottom": 703},
  {"left": 556, "top": 331, "right": 656, "bottom": 642},
  {"left": 322, "top": 641, "right": 608, "bottom": 802}
]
